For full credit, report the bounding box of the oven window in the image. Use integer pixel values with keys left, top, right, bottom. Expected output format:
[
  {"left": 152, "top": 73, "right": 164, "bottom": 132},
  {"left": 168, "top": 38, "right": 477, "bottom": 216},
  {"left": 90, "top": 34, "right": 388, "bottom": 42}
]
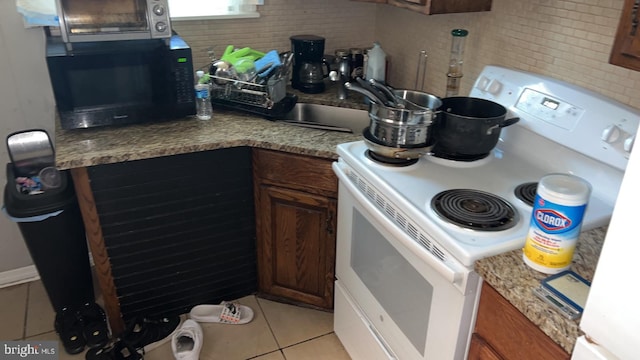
[
  {"left": 351, "top": 209, "right": 433, "bottom": 356},
  {"left": 68, "top": 65, "right": 152, "bottom": 108}
]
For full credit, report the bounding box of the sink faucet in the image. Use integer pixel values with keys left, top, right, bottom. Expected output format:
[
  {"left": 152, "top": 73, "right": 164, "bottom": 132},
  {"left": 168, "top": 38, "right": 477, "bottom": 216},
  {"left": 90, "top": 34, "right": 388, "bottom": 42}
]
[
  {"left": 331, "top": 51, "right": 352, "bottom": 100},
  {"left": 330, "top": 71, "right": 349, "bottom": 100}
]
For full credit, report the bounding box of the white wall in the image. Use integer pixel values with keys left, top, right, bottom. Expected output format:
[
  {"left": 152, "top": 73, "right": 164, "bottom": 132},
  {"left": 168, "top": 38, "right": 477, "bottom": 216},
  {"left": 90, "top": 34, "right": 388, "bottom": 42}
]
[{"left": 0, "top": 1, "right": 56, "bottom": 277}]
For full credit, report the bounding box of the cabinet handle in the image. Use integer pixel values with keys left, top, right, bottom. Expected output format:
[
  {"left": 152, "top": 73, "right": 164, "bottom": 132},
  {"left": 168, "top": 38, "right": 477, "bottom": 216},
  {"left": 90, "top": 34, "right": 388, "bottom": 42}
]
[
  {"left": 631, "top": 0, "right": 639, "bottom": 36},
  {"left": 326, "top": 211, "right": 334, "bottom": 235}
]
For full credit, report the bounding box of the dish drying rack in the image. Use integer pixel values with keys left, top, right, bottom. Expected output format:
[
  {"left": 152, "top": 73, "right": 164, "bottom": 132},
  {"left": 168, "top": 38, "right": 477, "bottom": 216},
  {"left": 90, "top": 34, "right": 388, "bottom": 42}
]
[{"left": 209, "top": 75, "right": 297, "bottom": 118}]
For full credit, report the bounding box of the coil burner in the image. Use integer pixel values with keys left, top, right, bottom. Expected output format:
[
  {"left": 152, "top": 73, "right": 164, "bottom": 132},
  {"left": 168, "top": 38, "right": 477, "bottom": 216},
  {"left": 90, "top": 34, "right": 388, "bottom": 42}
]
[
  {"left": 514, "top": 182, "right": 538, "bottom": 207},
  {"left": 365, "top": 150, "right": 419, "bottom": 167},
  {"left": 431, "top": 189, "right": 519, "bottom": 231}
]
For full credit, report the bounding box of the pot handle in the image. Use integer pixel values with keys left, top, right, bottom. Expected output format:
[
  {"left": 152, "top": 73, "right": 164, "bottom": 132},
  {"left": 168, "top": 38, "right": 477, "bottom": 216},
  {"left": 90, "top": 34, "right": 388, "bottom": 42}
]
[
  {"left": 344, "top": 82, "right": 384, "bottom": 105},
  {"left": 486, "top": 117, "right": 520, "bottom": 135},
  {"left": 500, "top": 117, "right": 520, "bottom": 128}
]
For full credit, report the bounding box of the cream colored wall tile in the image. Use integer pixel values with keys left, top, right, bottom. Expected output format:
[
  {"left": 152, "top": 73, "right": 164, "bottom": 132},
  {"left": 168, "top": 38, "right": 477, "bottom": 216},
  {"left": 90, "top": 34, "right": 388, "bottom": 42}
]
[
  {"left": 0, "top": 283, "right": 28, "bottom": 340},
  {"left": 257, "top": 297, "right": 333, "bottom": 348},
  {"left": 172, "top": 0, "right": 377, "bottom": 71},
  {"left": 170, "top": 0, "right": 638, "bottom": 108},
  {"left": 25, "top": 280, "right": 56, "bottom": 337},
  {"left": 374, "top": 0, "right": 639, "bottom": 108},
  {"left": 282, "top": 333, "right": 351, "bottom": 360}
]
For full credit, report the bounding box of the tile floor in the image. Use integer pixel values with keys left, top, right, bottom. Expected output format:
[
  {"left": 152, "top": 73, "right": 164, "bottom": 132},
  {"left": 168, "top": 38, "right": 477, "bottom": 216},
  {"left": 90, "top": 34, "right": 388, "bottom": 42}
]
[{"left": 0, "top": 280, "right": 352, "bottom": 360}]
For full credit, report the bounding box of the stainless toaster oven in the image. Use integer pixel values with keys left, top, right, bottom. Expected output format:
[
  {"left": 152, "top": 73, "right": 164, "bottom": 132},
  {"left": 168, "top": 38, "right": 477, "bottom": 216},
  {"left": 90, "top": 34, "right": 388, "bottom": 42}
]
[{"left": 55, "top": 0, "right": 172, "bottom": 43}]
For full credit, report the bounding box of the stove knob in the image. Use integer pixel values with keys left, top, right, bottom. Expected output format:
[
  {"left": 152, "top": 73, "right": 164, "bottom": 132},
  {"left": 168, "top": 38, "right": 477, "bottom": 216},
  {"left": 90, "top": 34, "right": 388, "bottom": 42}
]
[
  {"left": 624, "top": 135, "right": 635, "bottom": 153},
  {"left": 601, "top": 124, "right": 621, "bottom": 143},
  {"left": 155, "top": 22, "right": 168, "bottom": 32},
  {"left": 486, "top": 80, "right": 503, "bottom": 95},
  {"left": 153, "top": 5, "right": 165, "bottom": 16}
]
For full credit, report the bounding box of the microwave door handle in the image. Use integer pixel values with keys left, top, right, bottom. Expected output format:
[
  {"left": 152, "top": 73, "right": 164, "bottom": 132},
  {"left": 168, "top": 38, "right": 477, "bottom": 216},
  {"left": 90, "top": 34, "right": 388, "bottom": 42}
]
[{"left": 333, "top": 162, "right": 464, "bottom": 285}]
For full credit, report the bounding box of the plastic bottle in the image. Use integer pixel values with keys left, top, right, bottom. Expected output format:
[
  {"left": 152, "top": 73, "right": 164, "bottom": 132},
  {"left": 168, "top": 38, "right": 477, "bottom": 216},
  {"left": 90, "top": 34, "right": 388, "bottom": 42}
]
[
  {"left": 365, "top": 42, "right": 386, "bottom": 83},
  {"left": 523, "top": 174, "right": 591, "bottom": 274},
  {"left": 194, "top": 70, "right": 212, "bottom": 120}
]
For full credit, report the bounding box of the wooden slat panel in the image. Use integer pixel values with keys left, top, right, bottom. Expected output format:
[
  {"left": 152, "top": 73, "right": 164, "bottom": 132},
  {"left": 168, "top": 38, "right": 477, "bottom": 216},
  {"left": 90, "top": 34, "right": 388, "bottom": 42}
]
[{"left": 88, "top": 148, "right": 257, "bottom": 321}]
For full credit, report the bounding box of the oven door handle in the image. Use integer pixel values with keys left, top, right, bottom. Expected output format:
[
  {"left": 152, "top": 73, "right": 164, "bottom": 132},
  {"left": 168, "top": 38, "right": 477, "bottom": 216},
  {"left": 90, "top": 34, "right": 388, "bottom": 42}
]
[
  {"left": 333, "top": 163, "right": 466, "bottom": 286},
  {"left": 369, "top": 324, "right": 398, "bottom": 360}
]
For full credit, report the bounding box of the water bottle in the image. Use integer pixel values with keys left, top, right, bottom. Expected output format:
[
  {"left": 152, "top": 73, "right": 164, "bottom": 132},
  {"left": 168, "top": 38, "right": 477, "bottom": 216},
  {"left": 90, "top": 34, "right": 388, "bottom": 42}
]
[
  {"left": 195, "top": 70, "right": 212, "bottom": 120},
  {"left": 365, "top": 42, "right": 386, "bottom": 83}
]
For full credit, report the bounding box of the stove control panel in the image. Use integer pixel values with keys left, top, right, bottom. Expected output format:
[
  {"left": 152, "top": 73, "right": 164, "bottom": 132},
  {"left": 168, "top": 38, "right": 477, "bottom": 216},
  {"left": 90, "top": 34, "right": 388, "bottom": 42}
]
[
  {"left": 514, "top": 88, "right": 585, "bottom": 131},
  {"left": 470, "top": 66, "right": 640, "bottom": 171}
]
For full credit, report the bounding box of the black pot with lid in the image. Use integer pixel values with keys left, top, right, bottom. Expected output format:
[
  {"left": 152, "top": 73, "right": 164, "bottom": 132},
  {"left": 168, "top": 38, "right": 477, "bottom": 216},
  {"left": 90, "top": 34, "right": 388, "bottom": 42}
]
[{"left": 432, "top": 97, "right": 520, "bottom": 160}]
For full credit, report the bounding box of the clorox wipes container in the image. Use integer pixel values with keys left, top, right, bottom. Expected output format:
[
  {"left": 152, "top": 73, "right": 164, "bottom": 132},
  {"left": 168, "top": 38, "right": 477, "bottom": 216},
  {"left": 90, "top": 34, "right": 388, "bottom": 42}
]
[{"left": 523, "top": 174, "right": 591, "bottom": 274}]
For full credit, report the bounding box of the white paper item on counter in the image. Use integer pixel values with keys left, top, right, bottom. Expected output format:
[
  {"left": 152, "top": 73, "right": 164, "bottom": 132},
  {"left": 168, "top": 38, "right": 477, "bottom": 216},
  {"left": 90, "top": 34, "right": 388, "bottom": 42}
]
[{"left": 16, "top": 0, "right": 58, "bottom": 27}]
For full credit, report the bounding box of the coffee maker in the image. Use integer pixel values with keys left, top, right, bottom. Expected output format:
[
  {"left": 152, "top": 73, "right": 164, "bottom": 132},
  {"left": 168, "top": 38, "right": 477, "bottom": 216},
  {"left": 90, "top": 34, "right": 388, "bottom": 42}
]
[{"left": 290, "top": 35, "right": 330, "bottom": 94}]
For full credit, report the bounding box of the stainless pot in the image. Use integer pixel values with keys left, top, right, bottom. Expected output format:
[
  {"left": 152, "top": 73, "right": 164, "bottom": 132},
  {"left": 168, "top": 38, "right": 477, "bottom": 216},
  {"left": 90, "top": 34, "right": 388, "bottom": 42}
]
[
  {"left": 433, "top": 97, "right": 520, "bottom": 158},
  {"left": 367, "top": 91, "right": 440, "bottom": 147},
  {"left": 363, "top": 127, "right": 434, "bottom": 159},
  {"left": 369, "top": 117, "right": 432, "bottom": 147},
  {"left": 393, "top": 89, "right": 442, "bottom": 112}
]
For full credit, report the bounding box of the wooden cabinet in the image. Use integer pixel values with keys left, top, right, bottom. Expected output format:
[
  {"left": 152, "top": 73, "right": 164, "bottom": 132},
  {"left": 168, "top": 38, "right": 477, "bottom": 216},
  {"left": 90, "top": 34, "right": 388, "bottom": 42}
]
[
  {"left": 470, "top": 282, "right": 570, "bottom": 360},
  {"left": 610, "top": 0, "right": 640, "bottom": 71},
  {"left": 351, "top": 0, "right": 492, "bottom": 15},
  {"left": 468, "top": 334, "right": 503, "bottom": 360},
  {"left": 253, "top": 149, "right": 338, "bottom": 309}
]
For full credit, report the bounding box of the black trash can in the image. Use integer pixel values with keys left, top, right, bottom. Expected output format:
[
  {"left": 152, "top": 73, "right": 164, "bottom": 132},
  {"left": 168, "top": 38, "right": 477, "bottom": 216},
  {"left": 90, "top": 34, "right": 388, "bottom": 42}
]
[{"left": 3, "top": 163, "right": 94, "bottom": 311}]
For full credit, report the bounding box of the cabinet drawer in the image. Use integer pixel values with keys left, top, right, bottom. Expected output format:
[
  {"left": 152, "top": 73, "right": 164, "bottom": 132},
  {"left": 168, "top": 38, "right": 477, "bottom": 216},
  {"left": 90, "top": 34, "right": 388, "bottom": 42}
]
[{"left": 253, "top": 149, "right": 337, "bottom": 196}]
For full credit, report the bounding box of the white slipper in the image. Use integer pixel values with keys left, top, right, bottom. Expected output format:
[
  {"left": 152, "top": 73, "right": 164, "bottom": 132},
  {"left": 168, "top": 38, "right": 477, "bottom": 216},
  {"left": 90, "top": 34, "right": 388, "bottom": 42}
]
[
  {"left": 171, "top": 319, "right": 202, "bottom": 360},
  {"left": 189, "top": 302, "right": 254, "bottom": 324}
]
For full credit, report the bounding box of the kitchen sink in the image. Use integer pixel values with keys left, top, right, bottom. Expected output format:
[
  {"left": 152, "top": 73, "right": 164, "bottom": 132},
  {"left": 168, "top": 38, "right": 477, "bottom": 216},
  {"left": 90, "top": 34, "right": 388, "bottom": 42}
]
[{"left": 276, "top": 103, "right": 369, "bottom": 134}]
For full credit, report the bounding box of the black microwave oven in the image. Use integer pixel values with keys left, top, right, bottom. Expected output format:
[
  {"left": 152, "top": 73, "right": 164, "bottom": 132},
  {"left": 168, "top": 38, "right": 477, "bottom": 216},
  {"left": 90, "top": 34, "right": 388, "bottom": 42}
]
[{"left": 46, "top": 34, "right": 196, "bottom": 129}]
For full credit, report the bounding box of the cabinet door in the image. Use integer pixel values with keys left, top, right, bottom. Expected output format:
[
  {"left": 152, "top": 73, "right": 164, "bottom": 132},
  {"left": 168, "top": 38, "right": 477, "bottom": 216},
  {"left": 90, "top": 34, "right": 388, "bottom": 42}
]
[
  {"left": 257, "top": 184, "right": 337, "bottom": 309},
  {"left": 474, "top": 283, "right": 570, "bottom": 360},
  {"left": 468, "top": 334, "right": 504, "bottom": 360},
  {"left": 610, "top": 0, "right": 640, "bottom": 71}
]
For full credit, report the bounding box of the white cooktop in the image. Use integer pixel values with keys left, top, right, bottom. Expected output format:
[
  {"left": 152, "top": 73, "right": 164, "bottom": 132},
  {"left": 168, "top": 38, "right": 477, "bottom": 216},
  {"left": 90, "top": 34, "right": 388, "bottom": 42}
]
[
  {"left": 337, "top": 140, "right": 611, "bottom": 267},
  {"left": 336, "top": 65, "right": 639, "bottom": 267}
]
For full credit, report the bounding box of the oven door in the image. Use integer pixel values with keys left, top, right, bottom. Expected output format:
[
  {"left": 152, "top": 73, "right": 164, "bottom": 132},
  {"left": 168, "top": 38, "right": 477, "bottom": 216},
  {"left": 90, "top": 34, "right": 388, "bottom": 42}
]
[{"left": 332, "top": 162, "right": 482, "bottom": 360}]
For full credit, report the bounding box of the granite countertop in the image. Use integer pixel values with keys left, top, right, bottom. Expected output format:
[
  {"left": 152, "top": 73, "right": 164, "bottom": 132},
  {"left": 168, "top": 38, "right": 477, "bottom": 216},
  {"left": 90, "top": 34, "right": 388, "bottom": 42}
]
[
  {"left": 54, "top": 86, "right": 367, "bottom": 170},
  {"left": 53, "top": 82, "right": 605, "bottom": 355},
  {"left": 475, "top": 226, "right": 606, "bottom": 354}
]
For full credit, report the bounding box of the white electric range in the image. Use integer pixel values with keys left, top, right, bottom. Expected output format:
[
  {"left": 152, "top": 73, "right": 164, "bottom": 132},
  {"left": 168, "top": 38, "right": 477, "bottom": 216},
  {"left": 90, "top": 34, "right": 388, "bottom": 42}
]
[{"left": 332, "top": 65, "right": 639, "bottom": 360}]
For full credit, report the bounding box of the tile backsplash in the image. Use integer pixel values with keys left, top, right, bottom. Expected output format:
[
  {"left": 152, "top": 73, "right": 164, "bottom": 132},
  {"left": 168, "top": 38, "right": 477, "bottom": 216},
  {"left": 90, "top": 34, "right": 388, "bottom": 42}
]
[
  {"left": 172, "top": 0, "right": 377, "bottom": 72},
  {"left": 174, "top": 0, "right": 639, "bottom": 109}
]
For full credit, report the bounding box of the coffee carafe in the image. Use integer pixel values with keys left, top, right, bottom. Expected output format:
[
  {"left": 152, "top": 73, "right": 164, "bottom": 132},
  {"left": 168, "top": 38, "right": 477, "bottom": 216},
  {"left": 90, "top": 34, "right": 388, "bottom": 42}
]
[{"left": 290, "top": 35, "right": 330, "bottom": 93}]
